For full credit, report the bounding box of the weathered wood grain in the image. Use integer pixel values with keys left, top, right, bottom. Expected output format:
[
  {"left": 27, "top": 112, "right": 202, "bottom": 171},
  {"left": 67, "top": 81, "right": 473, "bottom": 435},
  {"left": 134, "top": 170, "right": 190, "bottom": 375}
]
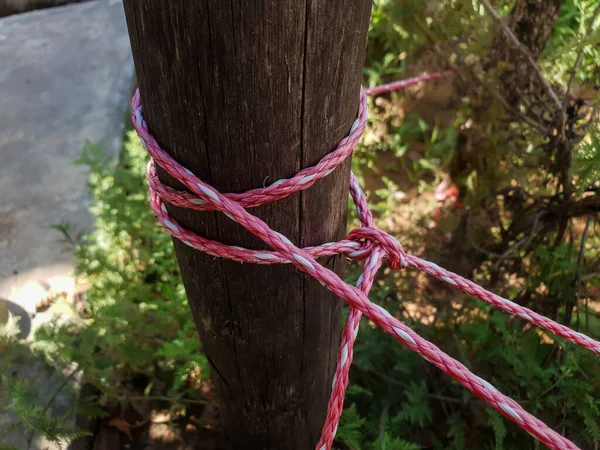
[{"left": 122, "top": 2, "right": 371, "bottom": 448}]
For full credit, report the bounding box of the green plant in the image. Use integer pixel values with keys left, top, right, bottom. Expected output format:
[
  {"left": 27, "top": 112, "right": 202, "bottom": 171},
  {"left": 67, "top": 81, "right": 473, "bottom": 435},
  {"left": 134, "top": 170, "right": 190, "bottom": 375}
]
[
  {"left": 31, "top": 138, "right": 208, "bottom": 403},
  {"left": 2, "top": 1, "right": 599, "bottom": 448},
  {"left": 336, "top": 268, "right": 600, "bottom": 449},
  {"left": 342, "top": 1, "right": 600, "bottom": 449},
  {"left": 0, "top": 135, "right": 209, "bottom": 448}
]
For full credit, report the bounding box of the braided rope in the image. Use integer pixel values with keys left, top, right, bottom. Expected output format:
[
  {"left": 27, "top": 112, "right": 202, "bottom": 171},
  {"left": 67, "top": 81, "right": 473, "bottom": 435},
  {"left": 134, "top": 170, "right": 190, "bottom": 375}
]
[{"left": 132, "top": 73, "right": 599, "bottom": 450}]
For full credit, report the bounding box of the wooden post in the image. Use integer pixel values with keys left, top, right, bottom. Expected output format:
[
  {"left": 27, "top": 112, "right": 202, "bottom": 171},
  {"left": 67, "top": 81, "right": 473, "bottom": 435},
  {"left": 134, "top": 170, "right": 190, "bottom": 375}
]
[{"left": 122, "top": 2, "right": 371, "bottom": 448}]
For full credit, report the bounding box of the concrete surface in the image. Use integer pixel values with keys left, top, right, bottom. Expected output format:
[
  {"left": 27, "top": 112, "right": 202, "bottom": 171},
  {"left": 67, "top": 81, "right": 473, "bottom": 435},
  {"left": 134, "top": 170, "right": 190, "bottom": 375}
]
[
  {"left": 0, "top": 1, "right": 133, "bottom": 448},
  {"left": 0, "top": 0, "right": 133, "bottom": 314},
  {"left": 0, "top": 0, "right": 89, "bottom": 18}
]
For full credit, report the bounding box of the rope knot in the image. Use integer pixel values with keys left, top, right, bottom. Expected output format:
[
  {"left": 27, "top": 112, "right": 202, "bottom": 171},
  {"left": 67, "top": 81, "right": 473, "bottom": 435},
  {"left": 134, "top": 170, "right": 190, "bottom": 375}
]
[{"left": 346, "top": 227, "right": 407, "bottom": 270}]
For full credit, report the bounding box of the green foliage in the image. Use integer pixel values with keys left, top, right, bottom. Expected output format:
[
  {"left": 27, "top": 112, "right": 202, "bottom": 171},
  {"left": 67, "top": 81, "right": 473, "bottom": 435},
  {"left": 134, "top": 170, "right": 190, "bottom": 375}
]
[
  {"left": 3, "top": 1, "right": 600, "bottom": 449},
  {"left": 1, "top": 319, "right": 88, "bottom": 449},
  {"left": 337, "top": 403, "right": 421, "bottom": 450},
  {"left": 529, "top": 244, "right": 578, "bottom": 301},
  {"left": 0, "top": 376, "right": 89, "bottom": 449},
  {"left": 1, "top": 134, "right": 207, "bottom": 447},
  {"left": 488, "top": 410, "right": 507, "bottom": 450},
  {"left": 48, "top": 136, "right": 208, "bottom": 401},
  {"left": 398, "top": 381, "right": 432, "bottom": 428},
  {"left": 574, "top": 125, "right": 600, "bottom": 194},
  {"left": 0, "top": 444, "right": 19, "bottom": 450},
  {"left": 0, "top": 319, "right": 21, "bottom": 351},
  {"left": 338, "top": 403, "right": 366, "bottom": 449},
  {"left": 15, "top": 137, "right": 207, "bottom": 413},
  {"left": 338, "top": 273, "right": 600, "bottom": 448},
  {"left": 373, "top": 435, "right": 421, "bottom": 450},
  {"left": 545, "top": 0, "right": 600, "bottom": 86}
]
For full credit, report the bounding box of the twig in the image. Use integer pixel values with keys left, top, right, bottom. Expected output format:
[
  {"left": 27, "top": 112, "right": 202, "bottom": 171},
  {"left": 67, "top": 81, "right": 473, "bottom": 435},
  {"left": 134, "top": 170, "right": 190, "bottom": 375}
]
[
  {"left": 484, "top": 79, "right": 551, "bottom": 133},
  {"left": 492, "top": 212, "right": 543, "bottom": 272},
  {"left": 561, "top": 2, "right": 600, "bottom": 140},
  {"left": 111, "top": 394, "right": 215, "bottom": 406},
  {"left": 478, "top": 0, "right": 562, "bottom": 110},
  {"left": 370, "top": 369, "right": 404, "bottom": 386},
  {"left": 428, "top": 393, "right": 530, "bottom": 406},
  {"left": 465, "top": 213, "right": 506, "bottom": 259},
  {"left": 581, "top": 272, "right": 600, "bottom": 282},
  {"left": 378, "top": 404, "right": 389, "bottom": 440},
  {"left": 573, "top": 216, "right": 593, "bottom": 332},
  {"left": 369, "top": 371, "right": 535, "bottom": 407}
]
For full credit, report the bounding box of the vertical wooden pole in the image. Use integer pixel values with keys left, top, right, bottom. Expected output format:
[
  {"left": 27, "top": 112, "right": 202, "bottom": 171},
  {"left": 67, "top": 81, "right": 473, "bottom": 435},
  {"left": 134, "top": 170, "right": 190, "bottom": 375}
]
[{"left": 122, "top": 2, "right": 371, "bottom": 448}]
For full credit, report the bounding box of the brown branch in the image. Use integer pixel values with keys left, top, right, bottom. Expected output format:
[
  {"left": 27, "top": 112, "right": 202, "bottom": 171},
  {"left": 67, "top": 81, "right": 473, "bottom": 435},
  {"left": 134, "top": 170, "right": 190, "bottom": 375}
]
[
  {"left": 551, "top": 195, "right": 600, "bottom": 219},
  {"left": 478, "top": 0, "right": 562, "bottom": 110},
  {"left": 431, "top": 45, "right": 550, "bottom": 134},
  {"left": 506, "top": 195, "right": 599, "bottom": 242},
  {"left": 484, "top": 79, "right": 551, "bottom": 133},
  {"left": 426, "top": 17, "right": 553, "bottom": 132}
]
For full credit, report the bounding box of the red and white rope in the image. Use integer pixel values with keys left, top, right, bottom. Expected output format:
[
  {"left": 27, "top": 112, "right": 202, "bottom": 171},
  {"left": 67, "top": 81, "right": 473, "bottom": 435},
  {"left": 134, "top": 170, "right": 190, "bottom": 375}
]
[{"left": 132, "top": 72, "right": 599, "bottom": 450}]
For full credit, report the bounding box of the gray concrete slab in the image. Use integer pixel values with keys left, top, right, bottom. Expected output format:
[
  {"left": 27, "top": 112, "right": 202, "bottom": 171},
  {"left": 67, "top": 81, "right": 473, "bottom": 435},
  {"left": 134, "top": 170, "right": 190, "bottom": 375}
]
[
  {"left": 0, "top": 0, "right": 133, "bottom": 314},
  {"left": 0, "top": 1, "right": 133, "bottom": 448}
]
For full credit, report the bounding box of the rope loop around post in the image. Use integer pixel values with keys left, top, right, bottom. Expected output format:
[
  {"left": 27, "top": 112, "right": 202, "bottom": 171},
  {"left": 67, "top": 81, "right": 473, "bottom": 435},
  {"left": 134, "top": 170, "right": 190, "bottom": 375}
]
[
  {"left": 132, "top": 71, "right": 600, "bottom": 450},
  {"left": 137, "top": 89, "right": 368, "bottom": 212}
]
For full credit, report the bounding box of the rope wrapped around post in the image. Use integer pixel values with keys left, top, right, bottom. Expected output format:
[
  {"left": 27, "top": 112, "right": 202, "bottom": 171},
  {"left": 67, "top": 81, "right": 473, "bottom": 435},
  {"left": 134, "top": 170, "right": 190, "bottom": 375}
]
[{"left": 132, "top": 73, "right": 600, "bottom": 450}]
